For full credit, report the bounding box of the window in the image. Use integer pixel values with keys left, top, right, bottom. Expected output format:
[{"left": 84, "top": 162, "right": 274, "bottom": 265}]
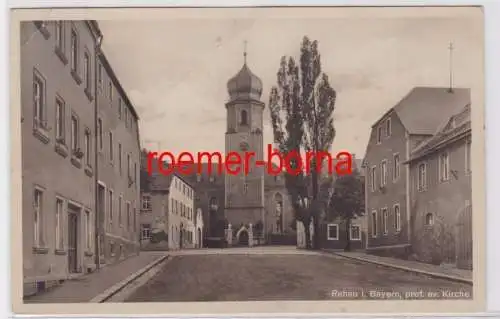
[
  {"left": 196, "top": 174, "right": 202, "bottom": 182},
  {"left": 370, "top": 166, "right": 376, "bottom": 192},
  {"left": 393, "top": 154, "right": 400, "bottom": 180},
  {"left": 118, "top": 99, "right": 122, "bottom": 118},
  {"left": 466, "top": 140, "right": 471, "bottom": 173},
  {"left": 141, "top": 195, "right": 151, "bottom": 211},
  {"left": 109, "top": 81, "right": 113, "bottom": 101},
  {"left": 425, "top": 213, "right": 434, "bottom": 226},
  {"left": 134, "top": 163, "right": 137, "bottom": 183},
  {"left": 108, "top": 190, "right": 113, "bottom": 224},
  {"left": 327, "top": 224, "right": 339, "bottom": 240},
  {"left": 55, "top": 198, "right": 64, "bottom": 250},
  {"left": 84, "top": 52, "right": 91, "bottom": 92},
  {"left": 55, "top": 97, "right": 65, "bottom": 141},
  {"left": 350, "top": 225, "right": 361, "bottom": 241},
  {"left": 377, "top": 126, "right": 382, "bottom": 144},
  {"left": 141, "top": 224, "right": 152, "bottom": 240},
  {"left": 386, "top": 118, "right": 391, "bottom": 137},
  {"left": 125, "top": 108, "right": 129, "bottom": 128},
  {"left": 70, "top": 29, "right": 78, "bottom": 72},
  {"left": 71, "top": 115, "right": 79, "bottom": 152},
  {"left": 127, "top": 153, "right": 131, "bottom": 178},
  {"left": 243, "top": 183, "right": 248, "bottom": 193},
  {"left": 118, "top": 195, "right": 123, "bottom": 225},
  {"left": 109, "top": 132, "right": 114, "bottom": 162},
  {"left": 33, "top": 188, "right": 44, "bottom": 247},
  {"left": 209, "top": 175, "right": 215, "bottom": 183},
  {"left": 439, "top": 152, "right": 449, "bottom": 182},
  {"left": 97, "top": 118, "right": 103, "bottom": 151},
  {"left": 55, "top": 21, "right": 64, "bottom": 50},
  {"left": 382, "top": 208, "right": 388, "bottom": 235},
  {"left": 394, "top": 204, "right": 401, "bottom": 232},
  {"left": 171, "top": 198, "right": 174, "bottom": 213},
  {"left": 118, "top": 143, "right": 122, "bottom": 175},
  {"left": 33, "top": 71, "right": 46, "bottom": 128},
  {"left": 417, "top": 163, "right": 427, "bottom": 191},
  {"left": 127, "top": 202, "right": 131, "bottom": 228},
  {"left": 371, "top": 210, "right": 377, "bottom": 237},
  {"left": 85, "top": 210, "right": 92, "bottom": 251},
  {"left": 240, "top": 110, "right": 248, "bottom": 125},
  {"left": 97, "top": 63, "right": 103, "bottom": 90},
  {"left": 380, "top": 160, "right": 387, "bottom": 186},
  {"left": 84, "top": 129, "right": 91, "bottom": 166},
  {"left": 133, "top": 207, "right": 137, "bottom": 232}
]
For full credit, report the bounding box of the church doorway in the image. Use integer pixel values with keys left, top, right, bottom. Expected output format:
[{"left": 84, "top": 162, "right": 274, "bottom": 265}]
[{"left": 238, "top": 229, "right": 249, "bottom": 246}]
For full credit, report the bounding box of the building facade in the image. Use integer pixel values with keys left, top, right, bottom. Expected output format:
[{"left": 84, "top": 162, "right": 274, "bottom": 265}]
[
  {"left": 21, "top": 21, "right": 101, "bottom": 294},
  {"left": 405, "top": 104, "right": 472, "bottom": 269},
  {"left": 362, "top": 87, "right": 470, "bottom": 259},
  {"left": 95, "top": 51, "right": 141, "bottom": 264}
]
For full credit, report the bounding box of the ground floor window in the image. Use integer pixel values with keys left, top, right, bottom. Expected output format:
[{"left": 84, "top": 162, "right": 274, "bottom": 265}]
[
  {"left": 327, "top": 224, "right": 339, "bottom": 240},
  {"left": 350, "top": 225, "right": 361, "bottom": 241},
  {"left": 141, "top": 224, "right": 151, "bottom": 240}
]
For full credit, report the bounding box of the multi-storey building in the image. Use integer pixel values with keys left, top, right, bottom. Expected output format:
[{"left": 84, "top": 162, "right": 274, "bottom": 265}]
[
  {"left": 21, "top": 21, "right": 102, "bottom": 294},
  {"left": 95, "top": 49, "right": 141, "bottom": 264},
  {"left": 405, "top": 104, "right": 472, "bottom": 269},
  {"left": 362, "top": 87, "right": 470, "bottom": 259},
  {"left": 140, "top": 157, "right": 198, "bottom": 250}
]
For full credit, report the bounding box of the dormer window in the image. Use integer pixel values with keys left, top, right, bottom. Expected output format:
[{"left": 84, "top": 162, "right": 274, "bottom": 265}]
[{"left": 240, "top": 110, "right": 248, "bottom": 126}]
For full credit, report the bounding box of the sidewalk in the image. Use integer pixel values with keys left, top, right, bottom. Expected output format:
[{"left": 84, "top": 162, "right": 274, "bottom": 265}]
[
  {"left": 24, "top": 251, "right": 167, "bottom": 303},
  {"left": 323, "top": 250, "right": 472, "bottom": 284}
]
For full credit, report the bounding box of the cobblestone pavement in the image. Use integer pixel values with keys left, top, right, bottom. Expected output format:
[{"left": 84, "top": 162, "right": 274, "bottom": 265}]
[{"left": 125, "top": 249, "right": 472, "bottom": 302}]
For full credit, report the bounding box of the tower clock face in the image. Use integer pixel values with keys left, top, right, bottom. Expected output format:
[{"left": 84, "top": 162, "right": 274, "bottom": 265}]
[{"left": 239, "top": 142, "right": 249, "bottom": 151}]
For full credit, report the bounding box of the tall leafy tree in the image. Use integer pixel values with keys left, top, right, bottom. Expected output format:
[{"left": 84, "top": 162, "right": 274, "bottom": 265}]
[
  {"left": 269, "top": 36, "right": 336, "bottom": 249},
  {"left": 328, "top": 168, "right": 365, "bottom": 251}
]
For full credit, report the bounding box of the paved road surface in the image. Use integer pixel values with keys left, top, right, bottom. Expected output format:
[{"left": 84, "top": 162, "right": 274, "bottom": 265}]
[{"left": 125, "top": 247, "right": 472, "bottom": 302}]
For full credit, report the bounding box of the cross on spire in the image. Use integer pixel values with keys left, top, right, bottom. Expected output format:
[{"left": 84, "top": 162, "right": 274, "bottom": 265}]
[
  {"left": 243, "top": 40, "right": 248, "bottom": 65},
  {"left": 448, "top": 42, "right": 454, "bottom": 92}
]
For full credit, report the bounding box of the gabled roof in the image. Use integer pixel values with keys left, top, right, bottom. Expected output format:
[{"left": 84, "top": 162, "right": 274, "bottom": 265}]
[
  {"left": 373, "top": 87, "right": 471, "bottom": 135},
  {"left": 405, "top": 103, "right": 471, "bottom": 163}
]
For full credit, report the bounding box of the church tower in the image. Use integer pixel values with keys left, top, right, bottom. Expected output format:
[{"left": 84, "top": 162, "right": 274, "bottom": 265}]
[{"left": 224, "top": 47, "right": 265, "bottom": 238}]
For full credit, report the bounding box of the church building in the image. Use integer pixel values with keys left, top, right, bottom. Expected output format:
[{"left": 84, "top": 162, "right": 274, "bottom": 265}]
[{"left": 182, "top": 53, "right": 296, "bottom": 246}]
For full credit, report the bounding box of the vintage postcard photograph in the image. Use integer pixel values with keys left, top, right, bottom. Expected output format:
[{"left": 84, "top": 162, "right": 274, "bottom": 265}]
[{"left": 10, "top": 5, "right": 486, "bottom": 316}]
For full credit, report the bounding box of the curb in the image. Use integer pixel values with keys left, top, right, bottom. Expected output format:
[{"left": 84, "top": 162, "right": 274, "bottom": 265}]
[
  {"left": 89, "top": 254, "right": 169, "bottom": 303},
  {"left": 325, "top": 251, "right": 473, "bottom": 285}
]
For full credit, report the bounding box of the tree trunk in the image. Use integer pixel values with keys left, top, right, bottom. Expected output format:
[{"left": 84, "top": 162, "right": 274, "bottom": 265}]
[
  {"left": 303, "top": 220, "right": 312, "bottom": 249},
  {"left": 311, "top": 160, "right": 320, "bottom": 250},
  {"left": 344, "top": 218, "right": 351, "bottom": 252}
]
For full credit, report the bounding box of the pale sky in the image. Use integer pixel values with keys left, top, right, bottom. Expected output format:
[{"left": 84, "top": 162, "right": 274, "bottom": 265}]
[{"left": 97, "top": 7, "right": 482, "bottom": 160}]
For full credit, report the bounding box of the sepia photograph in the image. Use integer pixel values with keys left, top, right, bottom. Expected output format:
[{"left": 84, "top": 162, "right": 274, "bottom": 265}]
[{"left": 10, "top": 6, "right": 486, "bottom": 315}]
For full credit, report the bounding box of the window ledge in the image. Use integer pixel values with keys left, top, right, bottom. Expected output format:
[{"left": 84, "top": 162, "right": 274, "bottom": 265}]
[
  {"left": 84, "top": 166, "right": 94, "bottom": 177},
  {"left": 71, "top": 70, "right": 82, "bottom": 85},
  {"left": 55, "top": 141, "right": 69, "bottom": 158},
  {"left": 84, "top": 88, "right": 93, "bottom": 102},
  {"left": 84, "top": 251, "right": 94, "bottom": 257},
  {"left": 54, "top": 249, "right": 67, "bottom": 255},
  {"left": 71, "top": 156, "right": 82, "bottom": 169},
  {"left": 33, "top": 126, "right": 50, "bottom": 144},
  {"left": 33, "top": 247, "right": 49, "bottom": 254},
  {"left": 54, "top": 47, "right": 68, "bottom": 65}
]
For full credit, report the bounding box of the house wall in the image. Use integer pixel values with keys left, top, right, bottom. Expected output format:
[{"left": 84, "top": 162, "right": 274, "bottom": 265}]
[
  {"left": 139, "top": 191, "right": 169, "bottom": 250},
  {"left": 167, "top": 176, "right": 196, "bottom": 249},
  {"left": 96, "top": 49, "right": 141, "bottom": 264},
  {"left": 21, "top": 21, "right": 98, "bottom": 293},
  {"left": 364, "top": 112, "right": 412, "bottom": 255},
  {"left": 319, "top": 217, "right": 366, "bottom": 250},
  {"left": 409, "top": 135, "right": 472, "bottom": 265}
]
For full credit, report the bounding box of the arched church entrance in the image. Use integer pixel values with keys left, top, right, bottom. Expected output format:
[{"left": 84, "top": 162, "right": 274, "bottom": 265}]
[{"left": 236, "top": 227, "right": 249, "bottom": 246}]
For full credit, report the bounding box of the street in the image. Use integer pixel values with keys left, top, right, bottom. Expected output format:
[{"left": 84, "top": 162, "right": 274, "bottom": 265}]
[{"left": 125, "top": 248, "right": 472, "bottom": 302}]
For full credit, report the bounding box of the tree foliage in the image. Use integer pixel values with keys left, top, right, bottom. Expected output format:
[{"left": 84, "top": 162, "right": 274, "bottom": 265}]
[{"left": 268, "top": 36, "right": 337, "bottom": 249}]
